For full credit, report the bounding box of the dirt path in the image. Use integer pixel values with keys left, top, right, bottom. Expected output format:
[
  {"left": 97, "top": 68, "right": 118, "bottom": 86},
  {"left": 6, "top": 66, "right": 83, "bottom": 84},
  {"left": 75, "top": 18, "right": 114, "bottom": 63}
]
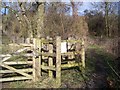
[{"left": 86, "top": 50, "right": 110, "bottom": 88}]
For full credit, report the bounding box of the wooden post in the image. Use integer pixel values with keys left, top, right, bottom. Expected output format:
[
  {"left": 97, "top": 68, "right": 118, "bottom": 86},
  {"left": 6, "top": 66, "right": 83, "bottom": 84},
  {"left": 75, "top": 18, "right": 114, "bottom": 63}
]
[
  {"left": 33, "top": 38, "right": 36, "bottom": 81},
  {"left": 81, "top": 38, "right": 85, "bottom": 68},
  {"left": 26, "top": 38, "right": 30, "bottom": 44},
  {"left": 56, "top": 36, "right": 61, "bottom": 87},
  {"left": 33, "top": 38, "right": 41, "bottom": 82},
  {"left": 48, "top": 43, "right": 53, "bottom": 78},
  {"left": 38, "top": 39, "right": 42, "bottom": 76},
  {"left": 41, "top": 38, "right": 45, "bottom": 66},
  {"left": 68, "top": 37, "right": 75, "bottom": 64}
]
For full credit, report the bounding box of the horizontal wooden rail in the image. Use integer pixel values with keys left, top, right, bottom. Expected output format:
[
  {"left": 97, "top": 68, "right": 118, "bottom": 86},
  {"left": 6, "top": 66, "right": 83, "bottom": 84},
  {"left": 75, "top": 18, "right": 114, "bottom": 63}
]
[
  {"left": 41, "top": 39, "right": 53, "bottom": 44},
  {"left": 1, "top": 61, "right": 33, "bottom": 65},
  {"left": 8, "top": 43, "right": 33, "bottom": 47},
  {"left": 0, "top": 76, "right": 33, "bottom": 82},
  {"left": 19, "top": 43, "right": 33, "bottom": 47},
  {"left": 0, "top": 63, "right": 33, "bottom": 78},
  {"left": 41, "top": 63, "right": 81, "bottom": 71},
  {"left": 0, "top": 54, "right": 11, "bottom": 57},
  {"left": 61, "top": 63, "right": 81, "bottom": 68},
  {"left": 1, "top": 51, "right": 78, "bottom": 60},
  {"left": 61, "top": 52, "right": 74, "bottom": 56},
  {"left": 41, "top": 65, "right": 56, "bottom": 71},
  {"left": 0, "top": 68, "right": 33, "bottom": 74},
  {"left": 23, "top": 52, "right": 55, "bottom": 57}
]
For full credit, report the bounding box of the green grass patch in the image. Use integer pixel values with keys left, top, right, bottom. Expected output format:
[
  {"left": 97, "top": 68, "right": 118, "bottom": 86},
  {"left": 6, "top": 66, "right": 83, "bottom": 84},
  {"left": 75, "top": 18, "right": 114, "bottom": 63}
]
[{"left": 3, "top": 44, "right": 120, "bottom": 88}]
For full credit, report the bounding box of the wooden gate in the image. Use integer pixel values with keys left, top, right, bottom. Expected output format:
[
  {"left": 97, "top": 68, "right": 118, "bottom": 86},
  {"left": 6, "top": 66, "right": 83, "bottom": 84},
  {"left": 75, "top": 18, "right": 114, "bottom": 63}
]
[
  {"left": 32, "top": 36, "right": 85, "bottom": 86},
  {"left": 0, "top": 36, "right": 85, "bottom": 87},
  {"left": 0, "top": 45, "right": 34, "bottom": 82}
]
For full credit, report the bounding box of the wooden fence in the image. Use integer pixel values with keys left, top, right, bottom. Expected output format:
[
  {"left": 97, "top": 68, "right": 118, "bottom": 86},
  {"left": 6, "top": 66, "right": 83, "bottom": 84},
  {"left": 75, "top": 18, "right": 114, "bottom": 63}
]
[
  {"left": 0, "top": 45, "right": 33, "bottom": 82},
  {"left": 0, "top": 36, "right": 85, "bottom": 87}
]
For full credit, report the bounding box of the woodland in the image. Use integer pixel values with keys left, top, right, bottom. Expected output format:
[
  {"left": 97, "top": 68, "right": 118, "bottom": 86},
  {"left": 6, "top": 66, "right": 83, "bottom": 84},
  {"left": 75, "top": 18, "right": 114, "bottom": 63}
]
[{"left": 0, "top": 1, "right": 120, "bottom": 89}]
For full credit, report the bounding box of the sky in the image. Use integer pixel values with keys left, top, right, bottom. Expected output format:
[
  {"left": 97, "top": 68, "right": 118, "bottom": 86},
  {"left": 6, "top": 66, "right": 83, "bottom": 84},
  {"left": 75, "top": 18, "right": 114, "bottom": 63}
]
[
  {"left": 1, "top": 8, "right": 9, "bottom": 14},
  {"left": 79, "top": 2, "right": 93, "bottom": 15},
  {"left": 1, "top": 1, "right": 93, "bottom": 15},
  {"left": 1, "top": 1, "right": 119, "bottom": 15}
]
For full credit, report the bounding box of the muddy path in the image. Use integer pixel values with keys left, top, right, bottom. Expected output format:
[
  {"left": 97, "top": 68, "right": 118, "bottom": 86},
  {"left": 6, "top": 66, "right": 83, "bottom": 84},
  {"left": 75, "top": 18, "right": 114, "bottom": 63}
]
[{"left": 85, "top": 49, "right": 114, "bottom": 89}]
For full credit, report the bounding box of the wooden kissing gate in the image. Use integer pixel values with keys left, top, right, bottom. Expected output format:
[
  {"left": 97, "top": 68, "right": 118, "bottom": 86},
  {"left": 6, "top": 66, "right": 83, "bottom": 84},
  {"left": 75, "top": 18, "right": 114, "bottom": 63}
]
[{"left": 0, "top": 36, "right": 85, "bottom": 87}]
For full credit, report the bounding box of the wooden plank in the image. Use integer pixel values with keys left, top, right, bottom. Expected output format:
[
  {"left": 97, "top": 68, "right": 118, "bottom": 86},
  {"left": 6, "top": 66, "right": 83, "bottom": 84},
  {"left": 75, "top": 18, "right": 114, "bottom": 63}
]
[
  {"left": 0, "top": 52, "right": 55, "bottom": 59},
  {"left": 8, "top": 43, "right": 20, "bottom": 47},
  {"left": 41, "top": 38, "right": 46, "bottom": 66},
  {"left": 48, "top": 43, "right": 53, "bottom": 78},
  {"left": 61, "top": 63, "right": 81, "bottom": 68},
  {"left": 1, "top": 56, "right": 11, "bottom": 62},
  {"left": 26, "top": 38, "right": 30, "bottom": 44},
  {"left": 0, "top": 68, "right": 33, "bottom": 74},
  {"left": 0, "top": 54, "right": 11, "bottom": 57},
  {"left": 81, "top": 38, "right": 85, "bottom": 68},
  {"left": 41, "top": 63, "right": 80, "bottom": 70},
  {"left": 3, "top": 61, "right": 33, "bottom": 65},
  {"left": 38, "top": 39, "right": 41, "bottom": 78},
  {"left": 61, "top": 52, "right": 74, "bottom": 56},
  {"left": 23, "top": 53, "right": 34, "bottom": 57},
  {"left": 56, "top": 36, "right": 61, "bottom": 87},
  {"left": 0, "top": 63, "right": 32, "bottom": 78},
  {"left": 41, "top": 39, "right": 53, "bottom": 44},
  {"left": 41, "top": 63, "right": 80, "bottom": 69},
  {"left": 67, "top": 38, "right": 76, "bottom": 65},
  {"left": 68, "top": 61, "right": 75, "bottom": 65},
  {"left": 67, "top": 37, "right": 75, "bottom": 63},
  {"left": 33, "top": 38, "right": 41, "bottom": 82},
  {"left": 68, "top": 53, "right": 75, "bottom": 65},
  {"left": 19, "top": 43, "right": 33, "bottom": 47},
  {"left": 32, "top": 39, "right": 36, "bottom": 82},
  {"left": 48, "top": 43, "right": 53, "bottom": 77},
  {"left": 1, "top": 51, "right": 56, "bottom": 58},
  {"left": 41, "top": 65, "right": 56, "bottom": 71},
  {"left": 14, "top": 47, "right": 29, "bottom": 54},
  {"left": 0, "top": 76, "right": 32, "bottom": 82}
]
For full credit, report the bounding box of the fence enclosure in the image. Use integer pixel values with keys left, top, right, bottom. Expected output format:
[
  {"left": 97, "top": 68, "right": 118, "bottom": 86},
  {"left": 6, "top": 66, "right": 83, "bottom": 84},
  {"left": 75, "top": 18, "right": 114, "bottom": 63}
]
[{"left": 0, "top": 36, "right": 85, "bottom": 87}]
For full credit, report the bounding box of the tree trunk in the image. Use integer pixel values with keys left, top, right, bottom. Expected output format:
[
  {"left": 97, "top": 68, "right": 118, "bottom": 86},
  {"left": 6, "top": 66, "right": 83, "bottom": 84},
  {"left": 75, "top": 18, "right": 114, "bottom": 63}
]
[
  {"left": 36, "top": 3, "right": 45, "bottom": 38},
  {"left": 18, "top": 2, "right": 33, "bottom": 38}
]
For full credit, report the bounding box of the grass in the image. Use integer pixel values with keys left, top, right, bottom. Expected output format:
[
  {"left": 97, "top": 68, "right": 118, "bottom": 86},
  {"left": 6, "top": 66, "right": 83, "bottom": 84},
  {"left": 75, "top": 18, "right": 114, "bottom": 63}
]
[
  {"left": 2, "top": 34, "right": 11, "bottom": 45},
  {"left": 1, "top": 44, "right": 28, "bottom": 62},
  {"left": 86, "top": 45, "right": 120, "bottom": 88},
  {"left": 1, "top": 44, "right": 120, "bottom": 88},
  {"left": 8, "top": 77, "right": 57, "bottom": 88},
  {"left": 1, "top": 44, "right": 25, "bottom": 54}
]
